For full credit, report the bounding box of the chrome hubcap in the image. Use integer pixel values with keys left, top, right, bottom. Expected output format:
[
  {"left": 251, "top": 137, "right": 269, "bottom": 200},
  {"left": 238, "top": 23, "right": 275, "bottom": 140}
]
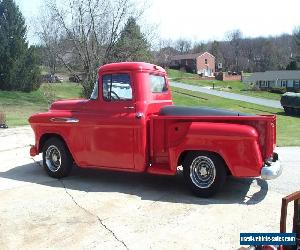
[
  {"left": 190, "top": 156, "right": 216, "bottom": 188},
  {"left": 45, "top": 145, "right": 62, "bottom": 172}
]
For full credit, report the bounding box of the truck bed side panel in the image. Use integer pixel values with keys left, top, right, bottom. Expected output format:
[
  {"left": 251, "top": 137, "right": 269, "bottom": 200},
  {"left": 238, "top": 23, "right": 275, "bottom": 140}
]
[{"left": 150, "top": 115, "right": 275, "bottom": 177}]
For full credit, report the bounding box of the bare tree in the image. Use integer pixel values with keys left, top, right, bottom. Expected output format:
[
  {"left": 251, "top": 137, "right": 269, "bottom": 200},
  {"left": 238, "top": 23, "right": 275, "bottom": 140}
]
[
  {"left": 152, "top": 39, "right": 176, "bottom": 67},
  {"left": 37, "top": 12, "right": 62, "bottom": 75},
  {"left": 175, "top": 39, "right": 192, "bottom": 54},
  {"left": 226, "top": 29, "right": 243, "bottom": 72},
  {"left": 293, "top": 26, "right": 300, "bottom": 63},
  {"left": 37, "top": 0, "right": 138, "bottom": 97},
  {"left": 192, "top": 42, "right": 207, "bottom": 53}
]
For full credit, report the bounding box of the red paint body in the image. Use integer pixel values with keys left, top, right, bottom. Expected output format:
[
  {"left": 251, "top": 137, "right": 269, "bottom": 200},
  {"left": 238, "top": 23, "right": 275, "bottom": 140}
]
[{"left": 29, "top": 62, "right": 277, "bottom": 178}]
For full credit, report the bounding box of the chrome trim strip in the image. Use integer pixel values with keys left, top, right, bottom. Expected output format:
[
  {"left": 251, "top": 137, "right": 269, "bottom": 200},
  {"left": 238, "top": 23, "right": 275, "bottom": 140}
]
[{"left": 50, "top": 117, "right": 79, "bottom": 123}]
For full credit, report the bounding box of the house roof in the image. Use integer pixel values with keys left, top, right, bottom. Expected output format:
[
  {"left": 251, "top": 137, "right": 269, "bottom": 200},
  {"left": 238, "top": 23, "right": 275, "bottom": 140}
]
[
  {"left": 171, "top": 52, "right": 215, "bottom": 61},
  {"left": 243, "top": 70, "right": 300, "bottom": 83}
]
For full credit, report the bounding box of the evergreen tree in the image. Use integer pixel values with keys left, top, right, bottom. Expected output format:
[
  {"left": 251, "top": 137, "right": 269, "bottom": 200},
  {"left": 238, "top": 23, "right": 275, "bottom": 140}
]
[
  {"left": 113, "top": 17, "right": 152, "bottom": 62},
  {"left": 0, "top": 0, "right": 40, "bottom": 91}
]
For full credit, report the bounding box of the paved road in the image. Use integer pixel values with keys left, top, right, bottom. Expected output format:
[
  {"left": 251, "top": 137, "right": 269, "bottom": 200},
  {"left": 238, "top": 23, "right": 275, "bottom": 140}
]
[
  {"left": 170, "top": 81, "right": 283, "bottom": 109},
  {"left": 0, "top": 126, "right": 299, "bottom": 249}
]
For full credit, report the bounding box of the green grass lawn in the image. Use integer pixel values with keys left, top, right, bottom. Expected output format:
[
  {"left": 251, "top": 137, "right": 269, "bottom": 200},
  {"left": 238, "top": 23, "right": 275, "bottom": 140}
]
[
  {"left": 172, "top": 87, "right": 300, "bottom": 146},
  {"left": 0, "top": 81, "right": 299, "bottom": 146},
  {"left": 167, "top": 69, "right": 282, "bottom": 101},
  {"left": 0, "top": 82, "right": 82, "bottom": 127}
]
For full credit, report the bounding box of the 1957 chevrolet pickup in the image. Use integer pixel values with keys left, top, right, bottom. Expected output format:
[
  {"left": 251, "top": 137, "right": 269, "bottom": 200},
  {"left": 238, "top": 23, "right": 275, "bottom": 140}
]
[{"left": 29, "top": 62, "right": 282, "bottom": 197}]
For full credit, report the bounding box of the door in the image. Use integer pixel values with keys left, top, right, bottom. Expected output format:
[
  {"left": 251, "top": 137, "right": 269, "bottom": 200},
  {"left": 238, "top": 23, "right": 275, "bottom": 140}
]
[{"left": 87, "top": 73, "right": 136, "bottom": 169}]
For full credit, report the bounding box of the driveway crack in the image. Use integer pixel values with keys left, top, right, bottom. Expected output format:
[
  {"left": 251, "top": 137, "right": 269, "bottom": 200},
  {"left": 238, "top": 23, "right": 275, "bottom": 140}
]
[
  {"left": 31, "top": 157, "right": 43, "bottom": 168},
  {"left": 58, "top": 179, "right": 129, "bottom": 250}
]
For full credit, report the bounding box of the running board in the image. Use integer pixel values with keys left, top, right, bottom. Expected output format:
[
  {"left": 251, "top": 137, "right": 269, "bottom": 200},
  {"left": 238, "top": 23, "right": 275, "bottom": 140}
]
[{"left": 147, "top": 166, "right": 175, "bottom": 175}]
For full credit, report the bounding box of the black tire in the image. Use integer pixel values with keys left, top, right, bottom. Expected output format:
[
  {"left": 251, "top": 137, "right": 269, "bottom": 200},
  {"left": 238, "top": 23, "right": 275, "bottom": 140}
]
[
  {"left": 285, "top": 107, "right": 293, "bottom": 115},
  {"left": 291, "top": 108, "right": 298, "bottom": 116},
  {"left": 42, "top": 137, "right": 73, "bottom": 178},
  {"left": 183, "top": 151, "right": 226, "bottom": 198}
]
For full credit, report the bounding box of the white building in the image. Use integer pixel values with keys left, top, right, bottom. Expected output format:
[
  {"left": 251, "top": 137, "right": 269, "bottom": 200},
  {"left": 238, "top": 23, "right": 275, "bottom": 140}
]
[{"left": 243, "top": 70, "right": 300, "bottom": 91}]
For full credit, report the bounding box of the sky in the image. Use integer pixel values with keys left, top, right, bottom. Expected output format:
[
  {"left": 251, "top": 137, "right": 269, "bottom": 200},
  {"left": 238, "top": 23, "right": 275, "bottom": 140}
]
[{"left": 15, "top": 0, "right": 300, "bottom": 43}]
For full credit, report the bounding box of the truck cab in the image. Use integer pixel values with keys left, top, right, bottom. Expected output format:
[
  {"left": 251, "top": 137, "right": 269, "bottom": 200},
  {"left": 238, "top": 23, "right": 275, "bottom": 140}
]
[{"left": 29, "top": 62, "right": 282, "bottom": 197}]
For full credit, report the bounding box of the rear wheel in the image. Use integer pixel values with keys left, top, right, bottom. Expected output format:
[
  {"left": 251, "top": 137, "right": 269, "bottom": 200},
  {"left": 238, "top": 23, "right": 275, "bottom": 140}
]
[
  {"left": 183, "top": 152, "right": 226, "bottom": 198},
  {"left": 291, "top": 108, "right": 297, "bottom": 115},
  {"left": 42, "top": 137, "right": 73, "bottom": 178},
  {"left": 283, "top": 106, "right": 293, "bottom": 115}
]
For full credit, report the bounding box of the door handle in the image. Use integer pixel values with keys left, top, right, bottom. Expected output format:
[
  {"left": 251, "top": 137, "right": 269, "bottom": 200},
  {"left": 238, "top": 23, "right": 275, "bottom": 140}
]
[
  {"left": 136, "top": 112, "right": 143, "bottom": 119},
  {"left": 124, "top": 106, "right": 135, "bottom": 110}
]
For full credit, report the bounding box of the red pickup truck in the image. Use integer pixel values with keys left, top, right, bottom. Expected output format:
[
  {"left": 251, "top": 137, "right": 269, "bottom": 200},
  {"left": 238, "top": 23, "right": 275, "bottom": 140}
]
[{"left": 29, "top": 62, "right": 282, "bottom": 197}]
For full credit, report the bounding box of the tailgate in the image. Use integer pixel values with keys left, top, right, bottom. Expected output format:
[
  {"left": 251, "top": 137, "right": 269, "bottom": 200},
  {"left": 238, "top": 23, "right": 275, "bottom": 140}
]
[{"left": 242, "top": 115, "right": 276, "bottom": 160}]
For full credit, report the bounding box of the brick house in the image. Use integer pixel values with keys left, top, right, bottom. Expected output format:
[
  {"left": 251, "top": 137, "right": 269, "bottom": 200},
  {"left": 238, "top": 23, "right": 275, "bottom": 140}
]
[
  {"left": 243, "top": 70, "right": 300, "bottom": 91},
  {"left": 170, "top": 52, "right": 215, "bottom": 76}
]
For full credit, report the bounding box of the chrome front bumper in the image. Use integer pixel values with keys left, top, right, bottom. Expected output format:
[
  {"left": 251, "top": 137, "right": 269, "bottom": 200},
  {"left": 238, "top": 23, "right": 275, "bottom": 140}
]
[{"left": 261, "top": 152, "right": 282, "bottom": 180}]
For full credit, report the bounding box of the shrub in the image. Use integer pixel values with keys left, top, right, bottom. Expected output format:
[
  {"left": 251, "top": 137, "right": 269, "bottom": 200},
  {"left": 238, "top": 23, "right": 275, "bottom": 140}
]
[{"left": 269, "top": 87, "right": 286, "bottom": 94}]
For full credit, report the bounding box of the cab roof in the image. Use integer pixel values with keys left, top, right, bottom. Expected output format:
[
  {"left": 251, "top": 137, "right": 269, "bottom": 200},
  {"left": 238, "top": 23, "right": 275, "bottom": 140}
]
[{"left": 98, "top": 62, "right": 166, "bottom": 74}]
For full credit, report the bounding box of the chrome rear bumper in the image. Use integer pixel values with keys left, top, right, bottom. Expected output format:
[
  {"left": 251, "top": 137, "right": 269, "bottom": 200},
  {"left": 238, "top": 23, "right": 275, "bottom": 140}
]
[{"left": 261, "top": 152, "right": 282, "bottom": 180}]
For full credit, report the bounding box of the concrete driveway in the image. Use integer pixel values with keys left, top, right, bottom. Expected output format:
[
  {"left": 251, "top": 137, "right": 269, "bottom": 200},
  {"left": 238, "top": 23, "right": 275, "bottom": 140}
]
[
  {"left": 0, "top": 126, "right": 299, "bottom": 250},
  {"left": 170, "top": 81, "right": 283, "bottom": 109}
]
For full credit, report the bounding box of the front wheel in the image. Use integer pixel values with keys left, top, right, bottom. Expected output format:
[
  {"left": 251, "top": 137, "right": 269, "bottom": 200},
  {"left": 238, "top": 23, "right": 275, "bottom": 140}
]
[
  {"left": 183, "top": 152, "right": 226, "bottom": 198},
  {"left": 42, "top": 137, "right": 73, "bottom": 178}
]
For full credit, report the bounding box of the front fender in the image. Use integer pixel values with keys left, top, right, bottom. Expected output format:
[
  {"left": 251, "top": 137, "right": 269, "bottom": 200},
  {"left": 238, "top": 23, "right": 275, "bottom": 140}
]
[
  {"left": 168, "top": 122, "right": 263, "bottom": 177},
  {"left": 29, "top": 112, "right": 81, "bottom": 165}
]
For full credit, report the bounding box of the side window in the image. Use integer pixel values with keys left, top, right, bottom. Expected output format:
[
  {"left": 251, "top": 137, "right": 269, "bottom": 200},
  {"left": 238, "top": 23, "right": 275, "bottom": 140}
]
[
  {"left": 90, "top": 78, "right": 99, "bottom": 100},
  {"left": 103, "top": 73, "right": 132, "bottom": 101},
  {"left": 149, "top": 74, "right": 167, "bottom": 93}
]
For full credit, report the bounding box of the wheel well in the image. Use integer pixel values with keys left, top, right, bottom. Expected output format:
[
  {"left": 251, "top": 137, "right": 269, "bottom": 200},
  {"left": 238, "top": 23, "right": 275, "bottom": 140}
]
[
  {"left": 177, "top": 150, "right": 232, "bottom": 175},
  {"left": 39, "top": 133, "right": 67, "bottom": 153}
]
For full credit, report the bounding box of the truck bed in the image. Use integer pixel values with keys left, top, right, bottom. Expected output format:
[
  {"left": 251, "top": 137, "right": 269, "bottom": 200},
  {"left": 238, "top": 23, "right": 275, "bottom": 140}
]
[{"left": 149, "top": 111, "right": 276, "bottom": 177}]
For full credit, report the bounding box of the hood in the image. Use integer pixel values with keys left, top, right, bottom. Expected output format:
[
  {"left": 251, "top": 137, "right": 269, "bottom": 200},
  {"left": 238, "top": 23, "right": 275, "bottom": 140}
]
[
  {"left": 159, "top": 105, "right": 250, "bottom": 116},
  {"left": 50, "top": 98, "right": 88, "bottom": 111}
]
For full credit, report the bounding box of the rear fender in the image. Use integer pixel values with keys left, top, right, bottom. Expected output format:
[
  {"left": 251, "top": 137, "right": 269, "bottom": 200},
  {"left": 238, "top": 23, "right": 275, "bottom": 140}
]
[{"left": 168, "top": 122, "right": 263, "bottom": 177}]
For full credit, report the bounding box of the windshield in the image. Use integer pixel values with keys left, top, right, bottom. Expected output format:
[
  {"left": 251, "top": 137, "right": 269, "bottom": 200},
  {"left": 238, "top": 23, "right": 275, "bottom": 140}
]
[{"left": 90, "top": 79, "right": 98, "bottom": 100}]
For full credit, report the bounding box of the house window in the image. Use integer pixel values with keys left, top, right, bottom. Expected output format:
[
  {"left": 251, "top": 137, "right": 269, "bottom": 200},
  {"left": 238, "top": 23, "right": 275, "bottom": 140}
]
[
  {"left": 294, "top": 80, "right": 300, "bottom": 88},
  {"left": 205, "top": 59, "right": 208, "bottom": 65},
  {"left": 103, "top": 73, "right": 132, "bottom": 101},
  {"left": 281, "top": 80, "right": 287, "bottom": 87},
  {"left": 260, "top": 81, "right": 267, "bottom": 87},
  {"left": 260, "top": 80, "right": 270, "bottom": 88}
]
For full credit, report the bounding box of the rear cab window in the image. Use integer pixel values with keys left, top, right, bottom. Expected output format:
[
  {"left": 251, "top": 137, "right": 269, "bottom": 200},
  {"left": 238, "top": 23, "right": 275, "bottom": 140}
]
[{"left": 149, "top": 74, "right": 168, "bottom": 93}]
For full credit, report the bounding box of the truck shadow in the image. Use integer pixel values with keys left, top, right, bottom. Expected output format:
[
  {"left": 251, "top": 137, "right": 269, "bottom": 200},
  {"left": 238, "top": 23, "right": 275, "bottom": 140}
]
[{"left": 0, "top": 161, "right": 268, "bottom": 205}]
